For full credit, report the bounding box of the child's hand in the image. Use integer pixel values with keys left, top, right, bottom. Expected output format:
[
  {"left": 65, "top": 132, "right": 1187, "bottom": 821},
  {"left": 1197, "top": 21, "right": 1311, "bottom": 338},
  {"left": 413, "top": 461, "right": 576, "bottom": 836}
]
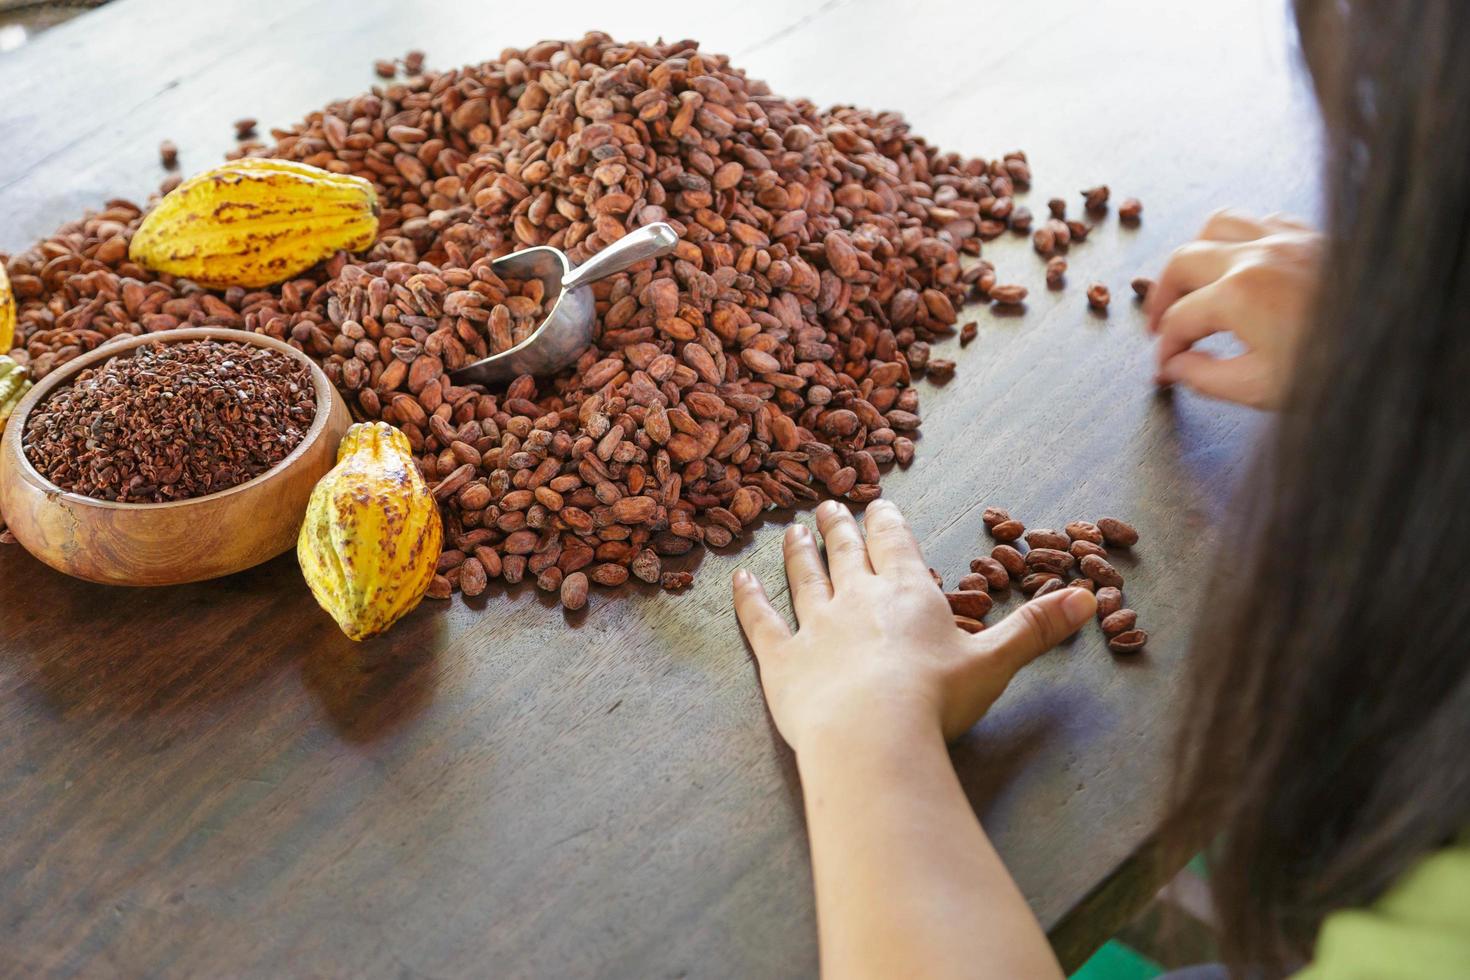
[
  {"left": 1145, "top": 208, "right": 1322, "bottom": 409},
  {"left": 732, "top": 499, "right": 1096, "bottom": 750}
]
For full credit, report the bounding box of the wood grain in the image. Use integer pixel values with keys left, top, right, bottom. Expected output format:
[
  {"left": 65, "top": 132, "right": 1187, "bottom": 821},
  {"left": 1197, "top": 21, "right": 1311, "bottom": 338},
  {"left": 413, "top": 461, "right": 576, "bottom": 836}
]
[
  {"left": 0, "top": 329, "right": 350, "bottom": 586},
  {"left": 0, "top": 0, "right": 1320, "bottom": 976}
]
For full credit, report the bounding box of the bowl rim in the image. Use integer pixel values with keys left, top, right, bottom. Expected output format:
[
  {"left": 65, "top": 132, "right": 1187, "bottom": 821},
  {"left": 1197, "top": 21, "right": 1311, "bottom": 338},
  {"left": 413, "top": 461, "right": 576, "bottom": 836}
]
[{"left": 5, "top": 327, "right": 342, "bottom": 511}]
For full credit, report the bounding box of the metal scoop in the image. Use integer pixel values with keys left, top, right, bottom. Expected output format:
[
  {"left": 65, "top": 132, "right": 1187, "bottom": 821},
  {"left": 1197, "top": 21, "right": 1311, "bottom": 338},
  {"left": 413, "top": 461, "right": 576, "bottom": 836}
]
[{"left": 448, "top": 222, "right": 680, "bottom": 386}]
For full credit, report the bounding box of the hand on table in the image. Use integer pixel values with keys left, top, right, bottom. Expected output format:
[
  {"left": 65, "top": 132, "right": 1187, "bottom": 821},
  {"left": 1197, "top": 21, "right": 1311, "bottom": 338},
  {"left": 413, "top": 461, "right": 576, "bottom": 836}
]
[
  {"left": 732, "top": 498, "right": 1096, "bottom": 749},
  {"left": 1145, "top": 208, "right": 1323, "bottom": 409}
]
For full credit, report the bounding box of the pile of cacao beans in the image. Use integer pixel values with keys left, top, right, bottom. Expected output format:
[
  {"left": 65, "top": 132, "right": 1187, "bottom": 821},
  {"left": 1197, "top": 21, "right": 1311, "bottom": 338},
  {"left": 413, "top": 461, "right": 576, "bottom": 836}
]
[
  {"left": 946, "top": 507, "right": 1148, "bottom": 653},
  {"left": 1, "top": 33, "right": 1118, "bottom": 607}
]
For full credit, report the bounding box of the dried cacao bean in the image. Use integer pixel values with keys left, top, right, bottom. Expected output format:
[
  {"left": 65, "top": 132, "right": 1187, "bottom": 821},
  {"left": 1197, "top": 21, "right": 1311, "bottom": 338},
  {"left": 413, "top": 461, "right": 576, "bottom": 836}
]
[
  {"left": 1080, "top": 554, "right": 1124, "bottom": 589},
  {"left": 1096, "top": 518, "right": 1139, "bottom": 548}
]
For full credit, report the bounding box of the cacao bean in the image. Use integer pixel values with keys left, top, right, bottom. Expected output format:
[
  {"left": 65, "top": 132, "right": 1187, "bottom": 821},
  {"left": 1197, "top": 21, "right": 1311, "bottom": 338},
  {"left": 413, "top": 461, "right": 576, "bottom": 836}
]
[
  {"left": 561, "top": 571, "right": 589, "bottom": 610},
  {"left": 954, "top": 616, "right": 986, "bottom": 634},
  {"left": 991, "top": 545, "right": 1025, "bottom": 578},
  {"left": 1020, "top": 572, "right": 1061, "bottom": 595},
  {"left": 1108, "top": 629, "right": 1148, "bottom": 654},
  {"left": 1100, "top": 609, "right": 1137, "bottom": 637},
  {"left": 990, "top": 519, "right": 1025, "bottom": 542},
  {"left": 945, "top": 590, "right": 993, "bottom": 619},
  {"left": 981, "top": 506, "right": 1010, "bottom": 529},
  {"left": 1065, "top": 521, "right": 1104, "bottom": 545},
  {"left": 1070, "top": 540, "right": 1108, "bottom": 560},
  {"left": 1096, "top": 517, "right": 1139, "bottom": 547},
  {"left": 1096, "top": 586, "right": 1123, "bottom": 620},
  {"left": 1032, "top": 578, "right": 1065, "bottom": 599},
  {"left": 969, "top": 556, "right": 1010, "bottom": 591},
  {"left": 1024, "top": 528, "right": 1070, "bottom": 551},
  {"left": 1079, "top": 554, "right": 1124, "bottom": 588},
  {"left": 1024, "top": 548, "right": 1075, "bottom": 575},
  {"left": 956, "top": 573, "right": 990, "bottom": 594}
]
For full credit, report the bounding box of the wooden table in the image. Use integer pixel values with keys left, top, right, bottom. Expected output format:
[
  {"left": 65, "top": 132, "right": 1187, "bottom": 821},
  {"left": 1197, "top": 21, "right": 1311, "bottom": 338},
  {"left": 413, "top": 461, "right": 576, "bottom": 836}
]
[{"left": 0, "top": 1, "right": 1319, "bottom": 976}]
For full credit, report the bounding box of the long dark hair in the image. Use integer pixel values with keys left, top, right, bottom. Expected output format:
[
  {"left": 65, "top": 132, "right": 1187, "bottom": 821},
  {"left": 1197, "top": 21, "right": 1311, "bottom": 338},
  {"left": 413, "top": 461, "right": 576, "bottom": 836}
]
[{"left": 1167, "top": 0, "right": 1470, "bottom": 973}]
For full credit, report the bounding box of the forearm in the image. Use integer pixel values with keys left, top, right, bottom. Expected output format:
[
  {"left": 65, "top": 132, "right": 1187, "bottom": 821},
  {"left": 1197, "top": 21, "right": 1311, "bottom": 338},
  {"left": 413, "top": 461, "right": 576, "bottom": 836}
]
[{"left": 797, "top": 714, "right": 1064, "bottom": 980}]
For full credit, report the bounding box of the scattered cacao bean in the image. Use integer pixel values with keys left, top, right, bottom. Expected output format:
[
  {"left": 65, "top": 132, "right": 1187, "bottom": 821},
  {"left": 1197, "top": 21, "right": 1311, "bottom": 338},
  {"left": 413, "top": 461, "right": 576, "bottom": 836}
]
[
  {"left": 561, "top": 571, "right": 589, "bottom": 610},
  {"left": 990, "top": 519, "right": 1025, "bottom": 542},
  {"left": 927, "top": 359, "right": 956, "bottom": 383},
  {"left": 661, "top": 571, "right": 693, "bottom": 591},
  {"left": 1046, "top": 256, "right": 1067, "bottom": 289},
  {"left": 1080, "top": 554, "right": 1124, "bottom": 588},
  {"left": 957, "top": 572, "right": 990, "bottom": 593},
  {"left": 991, "top": 545, "right": 1026, "bottom": 578},
  {"left": 1096, "top": 586, "right": 1123, "bottom": 620},
  {"left": 946, "top": 590, "right": 993, "bottom": 619},
  {"left": 1024, "top": 548, "right": 1075, "bottom": 575},
  {"left": 1070, "top": 540, "right": 1108, "bottom": 560},
  {"left": 1097, "top": 518, "right": 1139, "bottom": 547},
  {"left": 969, "top": 555, "right": 1010, "bottom": 591},
  {"left": 1108, "top": 629, "right": 1148, "bottom": 654},
  {"left": 536, "top": 566, "right": 563, "bottom": 593},
  {"left": 990, "top": 284, "right": 1028, "bottom": 306},
  {"left": 1032, "top": 578, "right": 1066, "bottom": 599},
  {"left": 631, "top": 549, "right": 662, "bottom": 584},
  {"left": 1020, "top": 572, "right": 1062, "bottom": 595},
  {"left": 1100, "top": 609, "right": 1137, "bottom": 637},
  {"left": 1065, "top": 521, "right": 1104, "bottom": 545},
  {"left": 1024, "top": 528, "right": 1070, "bottom": 551},
  {"left": 1047, "top": 218, "right": 1071, "bottom": 247}
]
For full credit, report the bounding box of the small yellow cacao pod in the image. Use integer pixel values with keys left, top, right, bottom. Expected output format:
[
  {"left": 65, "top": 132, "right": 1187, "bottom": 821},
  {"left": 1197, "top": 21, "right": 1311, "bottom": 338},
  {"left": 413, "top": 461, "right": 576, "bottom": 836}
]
[
  {"left": 0, "top": 262, "right": 15, "bottom": 353},
  {"left": 129, "top": 158, "right": 379, "bottom": 289},
  {"left": 0, "top": 354, "right": 31, "bottom": 430},
  {"left": 298, "top": 421, "right": 442, "bottom": 641}
]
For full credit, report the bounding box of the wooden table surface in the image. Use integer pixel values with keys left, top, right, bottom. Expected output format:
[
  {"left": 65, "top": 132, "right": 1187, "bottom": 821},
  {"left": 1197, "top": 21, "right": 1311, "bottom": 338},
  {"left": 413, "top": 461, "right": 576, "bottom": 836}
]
[{"left": 0, "top": 1, "right": 1319, "bottom": 976}]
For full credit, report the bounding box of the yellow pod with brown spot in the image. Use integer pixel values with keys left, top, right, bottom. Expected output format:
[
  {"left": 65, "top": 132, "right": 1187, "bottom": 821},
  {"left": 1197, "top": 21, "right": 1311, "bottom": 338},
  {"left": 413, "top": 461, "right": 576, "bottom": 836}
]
[
  {"left": 298, "top": 422, "right": 442, "bottom": 641},
  {"left": 129, "top": 158, "right": 379, "bottom": 289},
  {"left": 0, "top": 354, "right": 31, "bottom": 431},
  {"left": 0, "top": 261, "right": 15, "bottom": 352}
]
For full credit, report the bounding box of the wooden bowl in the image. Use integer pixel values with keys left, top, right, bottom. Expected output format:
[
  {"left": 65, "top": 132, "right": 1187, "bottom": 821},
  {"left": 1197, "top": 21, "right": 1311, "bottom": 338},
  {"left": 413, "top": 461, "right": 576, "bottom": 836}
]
[{"left": 0, "top": 328, "right": 350, "bottom": 586}]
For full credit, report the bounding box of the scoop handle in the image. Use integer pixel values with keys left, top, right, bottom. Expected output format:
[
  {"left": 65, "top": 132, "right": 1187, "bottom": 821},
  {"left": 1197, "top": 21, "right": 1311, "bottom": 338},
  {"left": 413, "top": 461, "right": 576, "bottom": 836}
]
[{"left": 561, "top": 222, "right": 679, "bottom": 291}]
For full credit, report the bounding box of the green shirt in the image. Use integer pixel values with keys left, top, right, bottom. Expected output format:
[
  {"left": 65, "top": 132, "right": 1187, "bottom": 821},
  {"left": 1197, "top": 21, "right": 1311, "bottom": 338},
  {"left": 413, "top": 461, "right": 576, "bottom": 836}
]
[{"left": 1295, "top": 838, "right": 1470, "bottom": 978}]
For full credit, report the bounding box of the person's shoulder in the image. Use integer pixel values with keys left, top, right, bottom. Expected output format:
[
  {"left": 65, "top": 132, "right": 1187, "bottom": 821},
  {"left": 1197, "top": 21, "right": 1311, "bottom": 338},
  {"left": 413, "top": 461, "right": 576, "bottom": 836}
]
[{"left": 1294, "top": 837, "right": 1470, "bottom": 979}]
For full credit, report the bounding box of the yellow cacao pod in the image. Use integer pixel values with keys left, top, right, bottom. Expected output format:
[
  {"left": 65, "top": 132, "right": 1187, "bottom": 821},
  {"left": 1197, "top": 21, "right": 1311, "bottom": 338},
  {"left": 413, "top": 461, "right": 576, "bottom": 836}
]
[
  {"left": 0, "top": 354, "right": 31, "bottom": 430},
  {"left": 0, "top": 262, "right": 15, "bottom": 353},
  {"left": 129, "top": 158, "right": 379, "bottom": 289},
  {"left": 298, "top": 422, "right": 442, "bottom": 641}
]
